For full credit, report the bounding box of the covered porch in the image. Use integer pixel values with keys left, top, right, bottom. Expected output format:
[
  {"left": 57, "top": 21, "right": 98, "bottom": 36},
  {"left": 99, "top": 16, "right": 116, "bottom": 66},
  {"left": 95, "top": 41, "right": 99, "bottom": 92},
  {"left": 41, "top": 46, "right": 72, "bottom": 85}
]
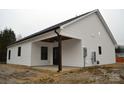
[{"left": 31, "top": 32, "right": 83, "bottom": 72}]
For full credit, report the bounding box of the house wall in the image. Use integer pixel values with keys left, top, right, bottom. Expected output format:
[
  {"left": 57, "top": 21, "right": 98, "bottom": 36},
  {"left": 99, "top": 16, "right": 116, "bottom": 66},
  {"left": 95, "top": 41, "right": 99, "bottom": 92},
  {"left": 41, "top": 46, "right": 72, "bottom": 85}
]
[
  {"left": 60, "top": 13, "right": 116, "bottom": 67},
  {"left": 31, "top": 42, "right": 53, "bottom": 66},
  {"left": 7, "top": 42, "right": 32, "bottom": 66},
  {"left": 7, "top": 30, "right": 57, "bottom": 66},
  {"left": 62, "top": 39, "right": 83, "bottom": 67}
]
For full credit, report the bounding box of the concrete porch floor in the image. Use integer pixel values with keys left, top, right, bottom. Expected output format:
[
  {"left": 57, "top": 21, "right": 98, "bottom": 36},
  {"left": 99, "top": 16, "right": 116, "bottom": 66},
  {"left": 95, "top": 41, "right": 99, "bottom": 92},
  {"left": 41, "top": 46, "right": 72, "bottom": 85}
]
[{"left": 32, "top": 65, "right": 81, "bottom": 72}]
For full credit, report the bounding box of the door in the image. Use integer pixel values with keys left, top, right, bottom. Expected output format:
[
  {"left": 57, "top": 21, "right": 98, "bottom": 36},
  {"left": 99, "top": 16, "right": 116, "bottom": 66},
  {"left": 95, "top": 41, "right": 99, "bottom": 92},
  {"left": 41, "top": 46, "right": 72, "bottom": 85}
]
[{"left": 53, "top": 47, "right": 59, "bottom": 65}]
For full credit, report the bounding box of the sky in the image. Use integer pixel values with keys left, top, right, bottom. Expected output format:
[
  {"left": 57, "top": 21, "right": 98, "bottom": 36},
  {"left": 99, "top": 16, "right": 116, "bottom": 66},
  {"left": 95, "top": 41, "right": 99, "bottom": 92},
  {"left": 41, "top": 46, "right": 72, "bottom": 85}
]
[{"left": 0, "top": 9, "right": 124, "bottom": 45}]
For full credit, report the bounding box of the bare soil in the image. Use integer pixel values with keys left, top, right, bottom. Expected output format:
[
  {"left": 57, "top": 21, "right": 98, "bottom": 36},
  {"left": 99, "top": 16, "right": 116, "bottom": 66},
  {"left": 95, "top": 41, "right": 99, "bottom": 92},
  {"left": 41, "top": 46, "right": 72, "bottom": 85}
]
[{"left": 0, "top": 63, "right": 124, "bottom": 84}]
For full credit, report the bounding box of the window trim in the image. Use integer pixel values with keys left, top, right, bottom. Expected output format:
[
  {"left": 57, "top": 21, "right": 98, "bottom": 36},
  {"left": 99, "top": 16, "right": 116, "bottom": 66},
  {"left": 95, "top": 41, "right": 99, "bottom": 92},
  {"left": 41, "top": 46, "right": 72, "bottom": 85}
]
[{"left": 41, "top": 46, "right": 48, "bottom": 60}]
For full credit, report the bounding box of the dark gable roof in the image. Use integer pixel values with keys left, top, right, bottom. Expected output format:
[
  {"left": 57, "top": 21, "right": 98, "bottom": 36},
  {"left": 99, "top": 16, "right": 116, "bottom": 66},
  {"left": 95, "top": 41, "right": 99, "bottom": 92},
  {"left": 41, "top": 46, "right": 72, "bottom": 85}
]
[{"left": 9, "top": 10, "right": 94, "bottom": 46}]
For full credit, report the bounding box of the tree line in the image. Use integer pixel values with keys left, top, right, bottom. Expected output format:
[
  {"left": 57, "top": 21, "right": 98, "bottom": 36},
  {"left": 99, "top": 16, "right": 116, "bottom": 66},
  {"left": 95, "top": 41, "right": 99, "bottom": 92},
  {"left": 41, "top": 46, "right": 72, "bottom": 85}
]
[{"left": 0, "top": 28, "right": 16, "bottom": 63}]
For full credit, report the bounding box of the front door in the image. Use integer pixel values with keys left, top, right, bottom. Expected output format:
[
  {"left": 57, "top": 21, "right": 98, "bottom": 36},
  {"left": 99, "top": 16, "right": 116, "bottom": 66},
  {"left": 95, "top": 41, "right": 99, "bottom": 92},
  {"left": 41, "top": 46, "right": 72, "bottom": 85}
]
[{"left": 53, "top": 47, "right": 59, "bottom": 65}]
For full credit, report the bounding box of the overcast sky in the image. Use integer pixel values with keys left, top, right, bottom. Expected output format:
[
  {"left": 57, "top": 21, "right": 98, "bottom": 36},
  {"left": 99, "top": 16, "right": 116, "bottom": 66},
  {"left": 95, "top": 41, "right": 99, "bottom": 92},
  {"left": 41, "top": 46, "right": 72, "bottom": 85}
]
[{"left": 0, "top": 9, "right": 124, "bottom": 45}]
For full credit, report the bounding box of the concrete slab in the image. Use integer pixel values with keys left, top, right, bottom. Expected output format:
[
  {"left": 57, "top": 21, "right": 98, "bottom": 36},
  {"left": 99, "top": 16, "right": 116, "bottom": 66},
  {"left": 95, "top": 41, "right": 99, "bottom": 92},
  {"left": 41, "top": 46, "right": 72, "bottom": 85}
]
[{"left": 32, "top": 65, "right": 80, "bottom": 72}]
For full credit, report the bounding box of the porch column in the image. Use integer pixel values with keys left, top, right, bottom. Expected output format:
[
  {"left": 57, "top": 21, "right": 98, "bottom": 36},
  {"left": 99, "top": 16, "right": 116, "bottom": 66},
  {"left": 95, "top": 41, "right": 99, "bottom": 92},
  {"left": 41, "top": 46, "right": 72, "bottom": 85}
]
[
  {"left": 58, "top": 35, "right": 62, "bottom": 72},
  {"left": 55, "top": 30, "right": 62, "bottom": 72}
]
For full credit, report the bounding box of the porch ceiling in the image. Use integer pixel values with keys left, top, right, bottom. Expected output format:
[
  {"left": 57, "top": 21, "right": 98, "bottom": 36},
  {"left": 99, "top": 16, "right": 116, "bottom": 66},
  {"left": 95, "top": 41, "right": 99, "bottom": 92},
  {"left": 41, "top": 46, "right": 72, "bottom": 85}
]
[{"left": 41, "top": 36, "right": 72, "bottom": 42}]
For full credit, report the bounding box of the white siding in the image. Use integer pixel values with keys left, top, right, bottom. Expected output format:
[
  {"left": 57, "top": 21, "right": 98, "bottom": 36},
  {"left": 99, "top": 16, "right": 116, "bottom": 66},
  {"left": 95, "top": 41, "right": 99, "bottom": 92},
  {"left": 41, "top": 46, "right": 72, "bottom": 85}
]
[
  {"left": 60, "top": 13, "right": 116, "bottom": 66},
  {"left": 62, "top": 39, "right": 83, "bottom": 67},
  {"left": 7, "top": 42, "right": 32, "bottom": 66},
  {"left": 31, "top": 42, "right": 53, "bottom": 66},
  {"left": 31, "top": 31, "right": 57, "bottom": 43}
]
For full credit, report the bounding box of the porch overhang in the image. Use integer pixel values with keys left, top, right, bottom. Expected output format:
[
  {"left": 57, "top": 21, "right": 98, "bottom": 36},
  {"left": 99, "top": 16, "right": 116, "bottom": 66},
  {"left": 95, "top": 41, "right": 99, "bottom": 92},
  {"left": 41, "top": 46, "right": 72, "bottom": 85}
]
[
  {"left": 41, "top": 35, "right": 72, "bottom": 72},
  {"left": 41, "top": 36, "right": 72, "bottom": 42}
]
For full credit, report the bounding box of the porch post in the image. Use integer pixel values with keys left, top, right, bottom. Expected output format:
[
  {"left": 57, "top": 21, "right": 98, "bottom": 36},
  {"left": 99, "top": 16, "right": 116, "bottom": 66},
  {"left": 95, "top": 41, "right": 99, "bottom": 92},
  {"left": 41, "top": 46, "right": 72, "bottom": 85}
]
[
  {"left": 58, "top": 35, "right": 62, "bottom": 72},
  {"left": 54, "top": 30, "right": 62, "bottom": 72}
]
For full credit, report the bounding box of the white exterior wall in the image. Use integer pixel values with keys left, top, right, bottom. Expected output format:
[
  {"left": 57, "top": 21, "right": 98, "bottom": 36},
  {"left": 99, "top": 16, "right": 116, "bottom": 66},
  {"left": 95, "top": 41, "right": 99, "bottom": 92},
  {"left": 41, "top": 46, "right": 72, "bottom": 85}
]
[
  {"left": 62, "top": 39, "right": 83, "bottom": 67},
  {"left": 7, "top": 42, "right": 32, "bottom": 66},
  {"left": 7, "top": 30, "right": 57, "bottom": 66},
  {"left": 60, "top": 13, "right": 116, "bottom": 67},
  {"left": 31, "top": 42, "right": 53, "bottom": 66}
]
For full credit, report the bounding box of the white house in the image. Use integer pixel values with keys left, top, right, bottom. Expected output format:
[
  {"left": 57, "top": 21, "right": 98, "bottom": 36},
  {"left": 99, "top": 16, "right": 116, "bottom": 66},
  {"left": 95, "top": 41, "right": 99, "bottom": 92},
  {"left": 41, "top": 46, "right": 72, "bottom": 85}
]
[{"left": 7, "top": 9, "right": 117, "bottom": 71}]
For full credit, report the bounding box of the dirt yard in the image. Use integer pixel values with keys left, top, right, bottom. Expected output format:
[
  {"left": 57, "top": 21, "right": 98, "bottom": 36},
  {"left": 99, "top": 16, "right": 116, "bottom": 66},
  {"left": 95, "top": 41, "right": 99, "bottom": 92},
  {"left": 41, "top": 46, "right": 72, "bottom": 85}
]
[{"left": 0, "top": 63, "right": 124, "bottom": 84}]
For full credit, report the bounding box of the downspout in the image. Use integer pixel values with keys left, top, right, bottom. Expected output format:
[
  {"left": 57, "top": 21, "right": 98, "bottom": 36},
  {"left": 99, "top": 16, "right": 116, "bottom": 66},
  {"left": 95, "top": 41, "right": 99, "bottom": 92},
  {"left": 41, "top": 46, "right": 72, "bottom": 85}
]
[{"left": 54, "top": 29, "right": 62, "bottom": 72}]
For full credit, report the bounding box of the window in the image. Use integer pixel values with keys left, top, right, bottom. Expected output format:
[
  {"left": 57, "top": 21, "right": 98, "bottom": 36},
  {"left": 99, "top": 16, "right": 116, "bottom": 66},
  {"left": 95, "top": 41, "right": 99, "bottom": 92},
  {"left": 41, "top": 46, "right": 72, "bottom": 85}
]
[
  {"left": 8, "top": 50, "right": 11, "bottom": 60},
  {"left": 41, "top": 47, "right": 48, "bottom": 60},
  {"left": 98, "top": 46, "right": 102, "bottom": 55},
  {"left": 18, "top": 47, "right": 21, "bottom": 56}
]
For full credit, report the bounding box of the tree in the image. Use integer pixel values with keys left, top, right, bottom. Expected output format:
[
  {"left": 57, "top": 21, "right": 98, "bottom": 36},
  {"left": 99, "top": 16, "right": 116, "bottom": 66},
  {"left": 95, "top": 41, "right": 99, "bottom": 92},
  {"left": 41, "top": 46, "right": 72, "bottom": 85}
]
[{"left": 0, "top": 28, "right": 16, "bottom": 63}]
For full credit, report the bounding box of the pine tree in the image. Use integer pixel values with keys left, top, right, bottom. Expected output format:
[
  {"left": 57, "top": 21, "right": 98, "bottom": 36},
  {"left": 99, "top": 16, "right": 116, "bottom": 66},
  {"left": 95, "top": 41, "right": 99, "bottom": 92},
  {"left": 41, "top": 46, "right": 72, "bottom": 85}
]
[{"left": 0, "top": 28, "right": 16, "bottom": 63}]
